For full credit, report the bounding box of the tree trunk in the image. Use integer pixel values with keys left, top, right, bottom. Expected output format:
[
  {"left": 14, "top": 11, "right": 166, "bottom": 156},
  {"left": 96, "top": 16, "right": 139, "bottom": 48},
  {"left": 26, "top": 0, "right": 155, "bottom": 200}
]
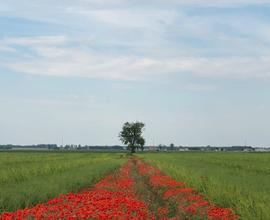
[{"left": 131, "top": 146, "right": 135, "bottom": 154}]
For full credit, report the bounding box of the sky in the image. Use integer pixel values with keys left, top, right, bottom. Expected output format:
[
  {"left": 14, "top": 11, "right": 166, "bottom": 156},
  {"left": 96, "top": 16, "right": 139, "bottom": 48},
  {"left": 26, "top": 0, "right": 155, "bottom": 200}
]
[{"left": 0, "top": 1, "right": 270, "bottom": 147}]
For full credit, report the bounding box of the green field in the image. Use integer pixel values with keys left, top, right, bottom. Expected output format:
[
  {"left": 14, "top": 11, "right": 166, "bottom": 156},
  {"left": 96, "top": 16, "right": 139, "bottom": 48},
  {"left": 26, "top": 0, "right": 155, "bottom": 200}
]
[
  {"left": 0, "top": 151, "right": 126, "bottom": 212},
  {"left": 1, "top": 151, "right": 269, "bottom": 219},
  {"left": 139, "top": 152, "right": 270, "bottom": 220}
]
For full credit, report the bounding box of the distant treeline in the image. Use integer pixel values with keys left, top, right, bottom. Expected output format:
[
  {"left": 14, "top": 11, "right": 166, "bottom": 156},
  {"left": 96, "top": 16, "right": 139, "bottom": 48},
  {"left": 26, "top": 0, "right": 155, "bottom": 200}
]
[
  {"left": 0, "top": 144, "right": 125, "bottom": 151},
  {"left": 0, "top": 144, "right": 58, "bottom": 150},
  {"left": 1, "top": 144, "right": 269, "bottom": 152}
]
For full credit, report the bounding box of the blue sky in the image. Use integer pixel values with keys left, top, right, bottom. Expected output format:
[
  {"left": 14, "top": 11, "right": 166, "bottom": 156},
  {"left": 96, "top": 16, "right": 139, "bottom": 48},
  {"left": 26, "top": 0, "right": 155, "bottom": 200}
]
[{"left": 0, "top": 0, "right": 270, "bottom": 146}]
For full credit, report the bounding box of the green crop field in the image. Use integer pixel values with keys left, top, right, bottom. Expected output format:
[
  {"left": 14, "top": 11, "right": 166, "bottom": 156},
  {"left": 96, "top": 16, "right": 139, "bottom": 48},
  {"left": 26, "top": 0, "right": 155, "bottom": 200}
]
[
  {"left": 139, "top": 152, "right": 270, "bottom": 220},
  {"left": 0, "top": 151, "right": 126, "bottom": 212},
  {"left": 1, "top": 151, "right": 269, "bottom": 219}
]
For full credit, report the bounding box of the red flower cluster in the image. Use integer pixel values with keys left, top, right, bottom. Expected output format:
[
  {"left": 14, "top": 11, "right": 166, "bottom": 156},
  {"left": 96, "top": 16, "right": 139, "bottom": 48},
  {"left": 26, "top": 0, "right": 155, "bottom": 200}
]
[
  {"left": 136, "top": 159, "right": 239, "bottom": 220},
  {"left": 0, "top": 161, "right": 154, "bottom": 220},
  {"left": 150, "top": 175, "right": 183, "bottom": 189}
]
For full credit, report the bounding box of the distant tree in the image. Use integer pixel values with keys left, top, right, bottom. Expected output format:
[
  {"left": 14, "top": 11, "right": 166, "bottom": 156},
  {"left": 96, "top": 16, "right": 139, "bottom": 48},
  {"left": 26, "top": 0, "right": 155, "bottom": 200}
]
[
  {"left": 119, "top": 122, "right": 145, "bottom": 154},
  {"left": 170, "top": 143, "right": 174, "bottom": 147}
]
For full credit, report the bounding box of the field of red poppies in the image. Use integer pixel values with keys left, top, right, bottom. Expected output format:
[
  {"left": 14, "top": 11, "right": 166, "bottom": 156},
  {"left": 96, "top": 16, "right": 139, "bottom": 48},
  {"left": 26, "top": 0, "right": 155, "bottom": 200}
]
[{"left": 0, "top": 157, "right": 239, "bottom": 220}]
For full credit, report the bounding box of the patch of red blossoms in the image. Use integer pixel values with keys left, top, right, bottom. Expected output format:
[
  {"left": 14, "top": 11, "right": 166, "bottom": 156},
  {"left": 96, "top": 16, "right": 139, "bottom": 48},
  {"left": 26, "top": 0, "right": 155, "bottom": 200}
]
[
  {"left": 0, "top": 161, "right": 154, "bottom": 220},
  {"left": 150, "top": 175, "right": 183, "bottom": 189},
  {"left": 136, "top": 159, "right": 239, "bottom": 220}
]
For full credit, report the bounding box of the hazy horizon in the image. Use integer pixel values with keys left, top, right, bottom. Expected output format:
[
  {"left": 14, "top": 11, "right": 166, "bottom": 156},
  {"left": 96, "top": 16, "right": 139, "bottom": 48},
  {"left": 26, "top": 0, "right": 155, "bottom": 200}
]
[{"left": 1, "top": 1, "right": 270, "bottom": 147}]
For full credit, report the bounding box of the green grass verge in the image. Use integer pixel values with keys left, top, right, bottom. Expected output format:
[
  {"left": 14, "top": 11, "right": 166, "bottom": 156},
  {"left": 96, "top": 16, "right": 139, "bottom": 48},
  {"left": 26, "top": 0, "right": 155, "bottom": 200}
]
[
  {"left": 138, "top": 152, "right": 270, "bottom": 220},
  {"left": 0, "top": 151, "right": 126, "bottom": 212}
]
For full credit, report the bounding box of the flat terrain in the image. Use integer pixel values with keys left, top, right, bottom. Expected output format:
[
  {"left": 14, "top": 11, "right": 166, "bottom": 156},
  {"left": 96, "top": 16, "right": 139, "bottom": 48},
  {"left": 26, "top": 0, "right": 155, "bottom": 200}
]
[
  {"left": 1, "top": 157, "right": 237, "bottom": 219},
  {"left": 0, "top": 151, "right": 125, "bottom": 212},
  {"left": 1, "top": 151, "right": 269, "bottom": 219},
  {"left": 139, "top": 152, "right": 270, "bottom": 220}
]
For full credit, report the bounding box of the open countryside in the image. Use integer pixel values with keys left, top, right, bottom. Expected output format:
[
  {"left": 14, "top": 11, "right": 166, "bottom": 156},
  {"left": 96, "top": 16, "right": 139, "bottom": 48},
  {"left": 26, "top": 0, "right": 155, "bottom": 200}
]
[
  {"left": 1, "top": 0, "right": 270, "bottom": 219},
  {"left": 0, "top": 151, "right": 269, "bottom": 219}
]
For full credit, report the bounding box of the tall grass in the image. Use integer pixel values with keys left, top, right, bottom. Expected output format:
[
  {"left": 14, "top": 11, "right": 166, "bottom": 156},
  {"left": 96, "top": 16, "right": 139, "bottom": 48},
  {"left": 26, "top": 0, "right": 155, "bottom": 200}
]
[
  {"left": 0, "top": 151, "right": 126, "bottom": 212},
  {"left": 139, "top": 152, "right": 270, "bottom": 220}
]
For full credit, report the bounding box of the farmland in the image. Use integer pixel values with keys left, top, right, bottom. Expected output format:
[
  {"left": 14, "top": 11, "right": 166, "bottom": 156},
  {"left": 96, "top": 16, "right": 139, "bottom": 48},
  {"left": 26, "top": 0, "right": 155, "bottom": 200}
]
[
  {"left": 139, "top": 152, "right": 270, "bottom": 220},
  {"left": 1, "top": 154, "right": 238, "bottom": 219},
  {"left": 0, "top": 151, "right": 125, "bottom": 212},
  {"left": 0, "top": 151, "right": 269, "bottom": 219}
]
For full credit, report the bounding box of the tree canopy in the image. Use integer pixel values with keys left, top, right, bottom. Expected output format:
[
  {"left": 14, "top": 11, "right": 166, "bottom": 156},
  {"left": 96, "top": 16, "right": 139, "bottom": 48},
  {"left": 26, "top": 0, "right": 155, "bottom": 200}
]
[{"left": 119, "top": 122, "right": 145, "bottom": 153}]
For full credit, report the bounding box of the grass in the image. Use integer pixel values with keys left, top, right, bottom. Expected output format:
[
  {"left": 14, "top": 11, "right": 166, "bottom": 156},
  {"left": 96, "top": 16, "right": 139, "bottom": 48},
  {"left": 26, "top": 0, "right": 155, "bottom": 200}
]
[
  {"left": 0, "top": 151, "right": 126, "bottom": 212},
  {"left": 139, "top": 152, "right": 270, "bottom": 220}
]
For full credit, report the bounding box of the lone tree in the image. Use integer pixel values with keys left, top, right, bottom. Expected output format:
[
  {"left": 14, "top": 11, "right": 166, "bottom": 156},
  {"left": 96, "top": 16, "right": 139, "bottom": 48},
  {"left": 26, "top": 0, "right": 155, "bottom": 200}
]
[{"left": 119, "top": 121, "right": 145, "bottom": 154}]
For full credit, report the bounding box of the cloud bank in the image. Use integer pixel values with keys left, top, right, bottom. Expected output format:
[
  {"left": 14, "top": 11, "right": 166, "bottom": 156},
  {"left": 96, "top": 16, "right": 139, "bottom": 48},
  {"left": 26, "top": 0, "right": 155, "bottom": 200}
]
[{"left": 1, "top": 35, "right": 270, "bottom": 81}]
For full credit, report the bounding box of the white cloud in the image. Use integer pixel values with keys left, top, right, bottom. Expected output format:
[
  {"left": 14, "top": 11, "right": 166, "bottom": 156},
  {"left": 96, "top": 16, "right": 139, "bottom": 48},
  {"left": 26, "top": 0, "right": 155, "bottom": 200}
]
[
  {"left": 3, "top": 52, "right": 169, "bottom": 81},
  {"left": 179, "top": 57, "right": 270, "bottom": 78},
  {"left": 0, "top": 45, "right": 16, "bottom": 52},
  {"left": 4, "top": 0, "right": 270, "bottom": 10},
  {"left": 2, "top": 35, "right": 270, "bottom": 81},
  {"left": 2, "top": 0, "right": 270, "bottom": 58},
  {"left": 2, "top": 0, "right": 269, "bottom": 29},
  {"left": 65, "top": 8, "right": 178, "bottom": 27},
  {"left": 3, "top": 36, "right": 68, "bottom": 46}
]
